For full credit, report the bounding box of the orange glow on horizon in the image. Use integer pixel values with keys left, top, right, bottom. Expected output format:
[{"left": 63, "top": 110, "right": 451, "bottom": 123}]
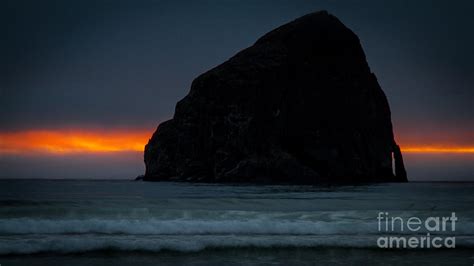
[
  {"left": 0, "top": 129, "right": 473, "bottom": 155},
  {"left": 400, "top": 146, "right": 474, "bottom": 154},
  {"left": 0, "top": 129, "right": 151, "bottom": 154}
]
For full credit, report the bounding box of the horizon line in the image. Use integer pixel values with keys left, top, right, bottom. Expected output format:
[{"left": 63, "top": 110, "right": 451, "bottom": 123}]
[{"left": 1, "top": 129, "right": 473, "bottom": 155}]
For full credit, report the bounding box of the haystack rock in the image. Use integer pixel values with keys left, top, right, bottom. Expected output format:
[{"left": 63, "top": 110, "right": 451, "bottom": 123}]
[{"left": 143, "top": 11, "right": 408, "bottom": 183}]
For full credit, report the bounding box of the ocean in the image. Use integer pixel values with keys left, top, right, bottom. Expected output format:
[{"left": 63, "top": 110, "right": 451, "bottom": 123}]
[{"left": 0, "top": 179, "right": 473, "bottom": 265}]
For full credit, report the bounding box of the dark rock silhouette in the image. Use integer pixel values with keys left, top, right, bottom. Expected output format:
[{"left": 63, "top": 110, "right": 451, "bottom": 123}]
[{"left": 143, "top": 11, "right": 408, "bottom": 183}]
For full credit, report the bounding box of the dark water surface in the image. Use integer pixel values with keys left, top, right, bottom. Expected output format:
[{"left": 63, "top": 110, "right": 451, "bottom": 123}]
[{"left": 0, "top": 180, "right": 473, "bottom": 265}]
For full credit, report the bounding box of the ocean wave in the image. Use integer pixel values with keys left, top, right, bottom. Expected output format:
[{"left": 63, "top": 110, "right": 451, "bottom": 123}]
[
  {"left": 0, "top": 235, "right": 376, "bottom": 254},
  {"left": 0, "top": 218, "right": 375, "bottom": 235},
  {"left": 1, "top": 217, "right": 473, "bottom": 236},
  {"left": 1, "top": 235, "right": 473, "bottom": 255},
  {"left": 1, "top": 216, "right": 473, "bottom": 255}
]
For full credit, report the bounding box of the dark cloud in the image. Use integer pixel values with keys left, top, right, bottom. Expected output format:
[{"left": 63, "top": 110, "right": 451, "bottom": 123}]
[{"left": 1, "top": 0, "right": 473, "bottom": 139}]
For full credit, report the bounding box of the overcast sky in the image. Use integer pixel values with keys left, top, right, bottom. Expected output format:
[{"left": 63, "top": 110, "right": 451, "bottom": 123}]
[{"left": 1, "top": 0, "right": 473, "bottom": 179}]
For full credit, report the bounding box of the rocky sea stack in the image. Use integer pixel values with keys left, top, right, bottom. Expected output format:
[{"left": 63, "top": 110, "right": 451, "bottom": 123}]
[{"left": 143, "top": 11, "right": 407, "bottom": 183}]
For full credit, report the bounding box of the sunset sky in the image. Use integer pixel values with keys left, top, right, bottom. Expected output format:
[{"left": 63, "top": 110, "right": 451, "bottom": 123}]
[{"left": 1, "top": 0, "right": 473, "bottom": 180}]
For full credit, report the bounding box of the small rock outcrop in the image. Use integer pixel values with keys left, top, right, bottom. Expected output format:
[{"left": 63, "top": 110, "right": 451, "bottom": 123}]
[{"left": 143, "top": 11, "right": 408, "bottom": 183}]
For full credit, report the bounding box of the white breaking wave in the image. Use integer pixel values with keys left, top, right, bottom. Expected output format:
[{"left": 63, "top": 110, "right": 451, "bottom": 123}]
[
  {"left": 2, "top": 217, "right": 473, "bottom": 235},
  {"left": 0, "top": 218, "right": 375, "bottom": 235},
  {"left": 2, "top": 217, "right": 473, "bottom": 255}
]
